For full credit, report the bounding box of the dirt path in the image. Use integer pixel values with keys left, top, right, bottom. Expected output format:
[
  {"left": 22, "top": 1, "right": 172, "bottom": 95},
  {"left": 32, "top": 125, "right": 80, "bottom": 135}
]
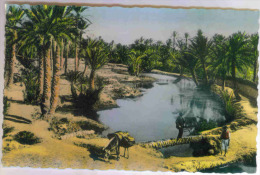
[{"left": 2, "top": 62, "right": 257, "bottom": 172}]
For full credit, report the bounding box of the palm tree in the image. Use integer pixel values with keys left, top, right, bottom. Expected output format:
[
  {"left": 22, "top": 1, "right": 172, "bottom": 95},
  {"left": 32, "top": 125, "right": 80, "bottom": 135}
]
[
  {"left": 128, "top": 50, "right": 147, "bottom": 76},
  {"left": 184, "top": 33, "right": 189, "bottom": 47},
  {"left": 189, "top": 29, "right": 212, "bottom": 85},
  {"left": 171, "top": 39, "right": 199, "bottom": 86},
  {"left": 226, "top": 32, "right": 251, "bottom": 100},
  {"left": 81, "top": 38, "right": 109, "bottom": 90},
  {"left": 172, "top": 31, "right": 178, "bottom": 49},
  {"left": 72, "top": 6, "right": 90, "bottom": 71},
  {"left": 211, "top": 34, "right": 228, "bottom": 90},
  {"left": 49, "top": 6, "right": 77, "bottom": 115},
  {"left": 23, "top": 5, "right": 76, "bottom": 116},
  {"left": 250, "top": 33, "right": 259, "bottom": 83},
  {"left": 5, "top": 6, "right": 25, "bottom": 88}
]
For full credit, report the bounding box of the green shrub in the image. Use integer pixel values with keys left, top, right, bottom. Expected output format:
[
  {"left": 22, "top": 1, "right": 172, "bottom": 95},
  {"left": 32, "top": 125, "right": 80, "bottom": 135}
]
[
  {"left": 3, "top": 96, "right": 10, "bottom": 115},
  {"left": 49, "top": 117, "right": 81, "bottom": 137},
  {"left": 21, "top": 68, "right": 39, "bottom": 104},
  {"left": 186, "top": 117, "right": 217, "bottom": 135},
  {"left": 220, "top": 90, "right": 237, "bottom": 122},
  {"left": 14, "top": 131, "right": 40, "bottom": 145},
  {"left": 66, "top": 71, "right": 104, "bottom": 112},
  {"left": 3, "top": 125, "right": 14, "bottom": 138}
]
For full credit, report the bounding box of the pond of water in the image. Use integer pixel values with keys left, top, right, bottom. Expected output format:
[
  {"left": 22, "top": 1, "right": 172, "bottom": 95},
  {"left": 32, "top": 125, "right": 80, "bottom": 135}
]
[{"left": 98, "top": 73, "right": 226, "bottom": 142}]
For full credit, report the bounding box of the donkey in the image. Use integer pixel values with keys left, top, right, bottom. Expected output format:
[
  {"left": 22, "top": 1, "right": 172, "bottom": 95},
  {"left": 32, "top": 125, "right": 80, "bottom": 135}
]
[
  {"left": 103, "top": 135, "right": 120, "bottom": 161},
  {"left": 103, "top": 131, "right": 135, "bottom": 161}
]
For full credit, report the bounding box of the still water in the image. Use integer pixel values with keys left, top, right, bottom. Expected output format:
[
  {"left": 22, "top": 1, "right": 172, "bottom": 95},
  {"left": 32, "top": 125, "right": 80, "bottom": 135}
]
[{"left": 98, "top": 73, "right": 226, "bottom": 142}]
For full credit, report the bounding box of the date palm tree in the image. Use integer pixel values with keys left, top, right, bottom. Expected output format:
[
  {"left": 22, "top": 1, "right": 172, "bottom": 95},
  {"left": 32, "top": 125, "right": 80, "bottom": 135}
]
[
  {"left": 5, "top": 6, "right": 25, "bottom": 88},
  {"left": 22, "top": 5, "right": 76, "bottom": 116},
  {"left": 172, "top": 31, "right": 178, "bottom": 49},
  {"left": 250, "top": 33, "right": 259, "bottom": 83},
  {"left": 128, "top": 50, "right": 147, "bottom": 76},
  {"left": 72, "top": 6, "right": 90, "bottom": 71},
  {"left": 81, "top": 38, "right": 109, "bottom": 90},
  {"left": 189, "top": 29, "right": 212, "bottom": 86},
  {"left": 211, "top": 34, "right": 229, "bottom": 90},
  {"left": 226, "top": 32, "right": 251, "bottom": 100},
  {"left": 171, "top": 39, "right": 199, "bottom": 86}
]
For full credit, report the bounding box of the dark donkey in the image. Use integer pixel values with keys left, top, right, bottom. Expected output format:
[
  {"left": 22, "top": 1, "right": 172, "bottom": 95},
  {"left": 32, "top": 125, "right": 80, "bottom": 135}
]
[{"left": 103, "top": 131, "right": 135, "bottom": 161}]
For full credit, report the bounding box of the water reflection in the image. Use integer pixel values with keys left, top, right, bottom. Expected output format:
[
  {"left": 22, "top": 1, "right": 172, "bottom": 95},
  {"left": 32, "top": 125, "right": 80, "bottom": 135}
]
[{"left": 98, "top": 74, "right": 226, "bottom": 142}]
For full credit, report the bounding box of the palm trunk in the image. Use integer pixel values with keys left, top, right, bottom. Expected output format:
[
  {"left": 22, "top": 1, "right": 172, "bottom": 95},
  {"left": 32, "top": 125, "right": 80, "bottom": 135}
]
[
  {"left": 83, "top": 63, "right": 87, "bottom": 75},
  {"left": 191, "top": 68, "right": 199, "bottom": 86},
  {"left": 38, "top": 50, "right": 44, "bottom": 101},
  {"left": 50, "top": 42, "right": 61, "bottom": 115},
  {"left": 253, "top": 59, "right": 258, "bottom": 82},
  {"left": 50, "top": 39, "right": 53, "bottom": 71},
  {"left": 222, "top": 73, "right": 226, "bottom": 90},
  {"left": 75, "top": 41, "right": 78, "bottom": 71},
  {"left": 231, "top": 56, "right": 241, "bottom": 100},
  {"left": 89, "top": 70, "right": 95, "bottom": 90},
  {"left": 202, "top": 61, "right": 209, "bottom": 85},
  {"left": 65, "top": 40, "right": 69, "bottom": 75},
  {"left": 41, "top": 44, "right": 52, "bottom": 116},
  {"left": 71, "top": 82, "right": 77, "bottom": 99},
  {"left": 6, "top": 30, "right": 17, "bottom": 88},
  {"left": 60, "top": 39, "right": 64, "bottom": 71},
  {"left": 222, "top": 79, "right": 225, "bottom": 91},
  {"left": 180, "top": 66, "right": 183, "bottom": 77}
]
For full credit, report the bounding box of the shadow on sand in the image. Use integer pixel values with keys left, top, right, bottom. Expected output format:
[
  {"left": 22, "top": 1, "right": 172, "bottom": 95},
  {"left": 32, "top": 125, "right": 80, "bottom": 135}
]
[{"left": 4, "top": 114, "right": 32, "bottom": 124}]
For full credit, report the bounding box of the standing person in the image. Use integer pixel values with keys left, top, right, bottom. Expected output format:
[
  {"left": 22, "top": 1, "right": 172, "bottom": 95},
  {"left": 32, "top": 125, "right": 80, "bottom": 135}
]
[
  {"left": 220, "top": 126, "right": 231, "bottom": 156},
  {"left": 176, "top": 112, "right": 185, "bottom": 139}
]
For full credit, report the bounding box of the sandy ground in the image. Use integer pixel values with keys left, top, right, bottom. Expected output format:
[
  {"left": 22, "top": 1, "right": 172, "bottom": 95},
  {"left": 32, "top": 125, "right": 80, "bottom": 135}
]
[{"left": 2, "top": 60, "right": 258, "bottom": 172}]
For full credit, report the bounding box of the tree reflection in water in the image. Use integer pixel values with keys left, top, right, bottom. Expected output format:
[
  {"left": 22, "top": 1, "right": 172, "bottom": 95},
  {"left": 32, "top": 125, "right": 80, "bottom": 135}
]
[{"left": 174, "top": 78, "right": 226, "bottom": 134}]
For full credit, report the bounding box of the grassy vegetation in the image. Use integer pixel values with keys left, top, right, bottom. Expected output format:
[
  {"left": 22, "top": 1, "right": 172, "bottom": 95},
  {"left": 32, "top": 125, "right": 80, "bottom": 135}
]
[
  {"left": 21, "top": 68, "right": 39, "bottom": 104},
  {"left": 220, "top": 90, "right": 238, "bottom": 122},
  {"left": 3, "top": 96, "right": 10, "bottom": 115},
  {"left": 185, "top": 117, "right": 218, "bottom": 135},
  {"left": 3, "top": 125, "right": 14, "bottom": 138},
  {"left": 14, "top": 131, "right": 41, "bottom": 145}
]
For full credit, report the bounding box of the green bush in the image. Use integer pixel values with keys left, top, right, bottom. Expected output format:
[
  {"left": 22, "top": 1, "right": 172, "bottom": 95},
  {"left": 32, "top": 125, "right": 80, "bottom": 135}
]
[
  {"left": 21, "top": 68, "right": 39, "bottom": 104},
  {"left": 66, "top": 71, "right": 104, "bottom": 112},
  {"left": 14, "top": 131, "right": 40, "bottom": 145},
  {"left": 3, "top": 125, "right": 14, "bottom": 138},
  {"left": 185, "top": 117, "right": 217, "bottom": 135},
  {"left": 220, "top": 90, "right": 237, "bottom": 122},
  {"left": 3, "top": 96, "right": 10, "bottom": 115}
]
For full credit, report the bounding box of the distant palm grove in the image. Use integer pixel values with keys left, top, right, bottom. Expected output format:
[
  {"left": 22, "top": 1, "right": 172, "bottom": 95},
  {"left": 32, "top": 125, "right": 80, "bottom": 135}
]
[{"left": 5, "top": 5, "right": 258, "bottom": 117}]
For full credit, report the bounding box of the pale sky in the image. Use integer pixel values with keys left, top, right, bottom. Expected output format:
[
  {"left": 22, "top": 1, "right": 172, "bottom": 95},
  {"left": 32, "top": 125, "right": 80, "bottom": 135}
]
[
  {"left": 6, "top": 5, "right": 259, "bottom": 45},
  {"left": 84, "top": 7, "right": 259, "bottom": 44}
]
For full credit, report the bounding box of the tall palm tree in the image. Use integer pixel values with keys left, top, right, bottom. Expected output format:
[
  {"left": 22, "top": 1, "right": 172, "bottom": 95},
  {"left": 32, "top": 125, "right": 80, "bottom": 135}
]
[
  {"left": 211, "top": 34, "right": 228, "bottom": 90},
  {"left": 189, "top": 29, "right": 212, "bottom": 85},
  {"left": 172, "top": 31, "right": 178, "bottom": 49},
  {"left": 72, "top": 6, "right": 90, "bottom": 71},
  {"left": 226, "top": 32, "right": 251, "bottom": 100},
  {"left": 250, "top": 33, "right": 259, "bottom": 83},
  {"left": 5, "top": 6, "right": 25, "bottom": 88},
  {"left": 171, "top": 39, "right": 199, "bottom": 86},
  {"left": 128, "top": 50, "right": 147, "bottom": 76},
  {"left": 49, "top": 6, "right": 77, "bottom": 115},
  {"left": 81, "top": 38, "right": 109, "bottom": 90},
  {"left": 23, "top": 5, "right": 76, "bottom": 116},
  {"left": 184, "top": 33, "right": 189, "bottom": 47}
]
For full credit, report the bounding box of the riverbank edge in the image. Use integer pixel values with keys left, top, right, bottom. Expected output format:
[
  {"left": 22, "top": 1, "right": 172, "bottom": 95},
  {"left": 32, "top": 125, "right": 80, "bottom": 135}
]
[
  {"left": 149, "top": 69, "right": 257, "bottom": 172},
  {"left": 196, "top": 84, "right": 257, "bottom": 171}
]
